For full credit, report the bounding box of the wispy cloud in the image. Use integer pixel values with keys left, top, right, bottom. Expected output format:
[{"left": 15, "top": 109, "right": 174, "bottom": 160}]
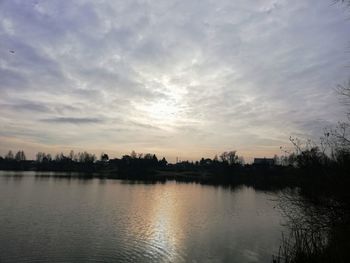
[
  {"left": 40, "top": 117, "right": 103, "bottom": 124},
  {"left": 0, "top": 0, "right": 349, "bottom": 160}
]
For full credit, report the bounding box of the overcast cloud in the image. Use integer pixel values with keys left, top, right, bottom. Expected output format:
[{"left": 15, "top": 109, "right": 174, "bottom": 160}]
[{"left": 0, "top": 0, "right": 349, "bottom": 161}]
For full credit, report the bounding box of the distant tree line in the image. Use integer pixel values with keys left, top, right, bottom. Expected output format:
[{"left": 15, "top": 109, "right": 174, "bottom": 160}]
[
  {"left": 0, "top": 148, "right": 262, "bottom": 175},
  {"left": 0, "top": 149, "right": 168, "bottom": 173},
  {"left": 2, "top": 150, "right": 26, "bottom": 161}
]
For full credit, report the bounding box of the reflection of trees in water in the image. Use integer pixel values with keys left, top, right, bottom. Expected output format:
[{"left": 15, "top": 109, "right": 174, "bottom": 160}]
[{"left": 273, "top": 187, "right": 349, "bottom": 263}]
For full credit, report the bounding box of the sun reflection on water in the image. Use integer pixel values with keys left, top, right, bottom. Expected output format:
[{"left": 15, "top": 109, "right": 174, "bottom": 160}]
[
  {"left": 121, "top": 183, "right": 186, "bottom": 261},
  {"left": 147, "top": 187, "right": 185, "bottom": 262}
]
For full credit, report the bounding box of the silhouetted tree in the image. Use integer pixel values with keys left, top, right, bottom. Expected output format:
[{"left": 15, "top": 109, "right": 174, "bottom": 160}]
[
  {"left": 54, "top": 153, "right": 64, "bottom": 162},
  {"left": 69, "top": 150, "right": 75, "bottom": 161},
  {"left": 144, "top": 153, "right": 153, "bottom": 160},
  {"left": 220, "top": 151, "right": 240, "bottom": 165},
  {"left": 152, "top": 154, "right": 158, "bottom": 162},
  {"left": 100, "top": 152, "right": 109, "bottom": 162},
  {"left": 15, "top": 150, "right": 26, "bottom": 161},
  {"left": 45, "top": 154, "right": 52, "bottom": 162},
  {"left": 200, "top": 158, "right": 212, "bottom": 166},
  {"left": 36, "top": 152, "right": 52, "bottom": 163},
  {"left": 78, "top": 151, "right": 96, "bottom": 163},
  {"left": 273, "top": 154, "right": 280, "bottom": 165},
  {"left": 5, "top": 150, "right": 14, "bottom": 160},
  {"left": 159, "top": 157, "right": 167, "bottom": 166},
  {"left": 36, "top": 152, "right": 45, "bottom": 162}
]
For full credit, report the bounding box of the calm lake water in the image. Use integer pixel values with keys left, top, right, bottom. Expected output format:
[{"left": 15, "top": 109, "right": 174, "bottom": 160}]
[{"left": 0, "top": 171, "right": 286, "bottom": 263}]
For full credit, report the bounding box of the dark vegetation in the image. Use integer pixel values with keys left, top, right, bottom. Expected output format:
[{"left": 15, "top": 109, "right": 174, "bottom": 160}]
[
  {"left": 271, "top": 80, "right": 350, "bottom": 262},
  {"left": 0, "top": 149, "right": 303, "bottom": 188}
]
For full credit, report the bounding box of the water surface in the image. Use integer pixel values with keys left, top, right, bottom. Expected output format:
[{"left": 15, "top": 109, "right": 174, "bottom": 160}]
[{"left": 0, "top": 171, "right": 285, "bottom": 262}]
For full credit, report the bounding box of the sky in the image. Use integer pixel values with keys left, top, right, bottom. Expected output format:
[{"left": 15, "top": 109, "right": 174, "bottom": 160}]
[{"left": 0, "top": 0, "right": 349, "bottom": 162}]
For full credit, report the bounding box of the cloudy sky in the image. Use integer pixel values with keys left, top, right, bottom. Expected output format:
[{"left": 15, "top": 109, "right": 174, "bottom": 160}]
[{"left": 0, "top": 0, "right": 349, "bottom": 162}]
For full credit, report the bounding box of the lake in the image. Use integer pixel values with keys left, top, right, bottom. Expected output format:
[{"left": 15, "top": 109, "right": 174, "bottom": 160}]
[{"left": 0, "top": 171, "right": 286, "bottom": 263}]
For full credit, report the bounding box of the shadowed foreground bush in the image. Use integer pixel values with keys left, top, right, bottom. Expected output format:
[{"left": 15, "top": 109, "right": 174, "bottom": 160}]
[
  {"left": 272, "top": 188, "right": 350, "bottom": 263},
  {"left": 273, "top": 224, "right": 350, "bottom": 263}
]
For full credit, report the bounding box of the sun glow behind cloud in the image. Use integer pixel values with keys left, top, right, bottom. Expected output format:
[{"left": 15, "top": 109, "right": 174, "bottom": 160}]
[
  {"left": 132, "top": 75, "right": 188, "bottom": 129},
  {"left": 139, "top": 100, "right": 180, "bottom": 124}
]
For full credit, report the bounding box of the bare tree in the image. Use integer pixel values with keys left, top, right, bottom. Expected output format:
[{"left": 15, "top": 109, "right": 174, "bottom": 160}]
[
  {"left": 5, "top": 150, "right": 14, "bottom": 160},
  {"left": 15, "top": 150, "right": 26, "bottom": 161}
]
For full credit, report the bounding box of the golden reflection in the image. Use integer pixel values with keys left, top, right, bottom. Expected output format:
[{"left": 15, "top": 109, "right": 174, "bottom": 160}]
[
  {"left": 122, "top": 183, "right": 186, "bottom": 261},
  {"left": 147, "top": 184, "right": 185, "bottom": 261}
]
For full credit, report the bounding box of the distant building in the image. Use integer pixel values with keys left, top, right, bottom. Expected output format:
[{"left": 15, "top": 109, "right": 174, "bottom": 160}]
[{"left": 253, "top": 158, "right": 275, "bottom": 166}]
